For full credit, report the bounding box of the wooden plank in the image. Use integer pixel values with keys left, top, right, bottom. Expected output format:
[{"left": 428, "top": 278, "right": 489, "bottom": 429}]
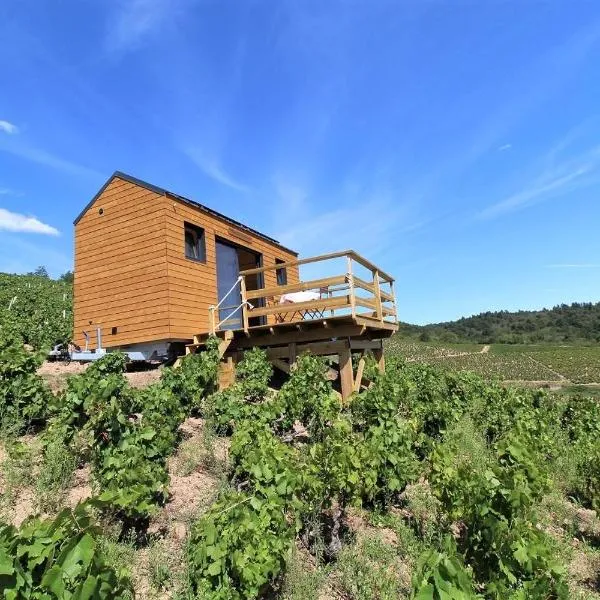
[
  {"left": 339, "top": 342, "right": 354, "bottom": 402},
  {"left": 355, "top": 297, "right": 377, "bottom": 311},
  {"left": 248, "top": 295, "right": 350, "bottom": 318},
  {"left": 354, "top": 357, "right": 366, "bottom": 392},
  {"left": 245, "top": 276, "right": 346, "bottom": 301},
  {"left": 352, "top": 276, "right": 375, "bottom": 294}
]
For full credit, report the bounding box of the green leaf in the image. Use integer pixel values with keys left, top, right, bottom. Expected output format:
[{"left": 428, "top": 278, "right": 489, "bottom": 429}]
[{"left": 41, "top": 565, "right": 66, "bottom": 596}]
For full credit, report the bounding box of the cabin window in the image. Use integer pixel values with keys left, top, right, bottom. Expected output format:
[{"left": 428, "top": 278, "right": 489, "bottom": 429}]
[
  {"left": 276, "top": 259, "right": 287, "bottom": 286},
  {"left": 184, "top": 222, "right": 206, "bottom": 262}
]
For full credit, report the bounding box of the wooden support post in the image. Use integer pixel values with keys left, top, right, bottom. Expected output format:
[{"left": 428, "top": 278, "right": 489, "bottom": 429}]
[
  {"left": 347, "top": 256, "right": 356, "bottom": 319},
  {"left": 373, "top": 270, "right": 383, "bottom": 323},
  {"left": 289, "top": 342, "right": 297, "bottom": 365},
  {"left": 240, "top": 276, "right": 249, "bottom": 333},
  {"left": 339, "top": 341, "right": 354, "bottom": 402},
  {"left": 354, "top": 356, "right": 366, "bottom": 392},
  {"left": 373, "top": 344, "right": 385, "bottom": 374}
]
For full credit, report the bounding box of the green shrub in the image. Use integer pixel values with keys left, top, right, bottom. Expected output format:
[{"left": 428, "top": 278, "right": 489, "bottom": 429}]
[
  {"left": 188, "top": 490, "right": 294, "bottom": 599},
  {"left": 160, "top": 336, "right": 220, "bottom": 414},
  {"left": 0, "top": 336, "right": 52, "bottom": 433},
  {"left": 0, "top": 503, "right": 132, "bottom": 598}
]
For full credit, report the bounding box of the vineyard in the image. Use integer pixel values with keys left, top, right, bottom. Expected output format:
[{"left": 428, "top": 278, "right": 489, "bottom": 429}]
[
  {"left": 387, "top": 338, "right": 600, "bottom": 385},
  {"left": 0, "top": 273, "right": 72, "bottom": 350},
  {"left": 1, "top": 331, "right": 600, "bottom": 598}
]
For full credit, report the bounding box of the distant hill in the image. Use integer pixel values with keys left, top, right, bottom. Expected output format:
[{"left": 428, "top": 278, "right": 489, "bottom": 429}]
[{"left": 402, "top": 302, "right": 600, "bottom": 345}]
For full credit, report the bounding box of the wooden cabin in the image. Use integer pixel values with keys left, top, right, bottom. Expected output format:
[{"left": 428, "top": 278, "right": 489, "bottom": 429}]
[{"left": 74, "top": 171, "right": 399, "bottom": 398}]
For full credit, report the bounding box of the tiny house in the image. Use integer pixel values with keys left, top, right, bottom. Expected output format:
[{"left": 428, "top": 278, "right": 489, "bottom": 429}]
[
  {"left": 73, "top": 171, "right": 299, "bottom": 358},
  {"left": 74, "top": 171, "right": 399, "bottom": 398}
]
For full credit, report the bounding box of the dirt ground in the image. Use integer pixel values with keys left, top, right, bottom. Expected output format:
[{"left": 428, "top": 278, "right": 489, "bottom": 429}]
[{"left": 37, "top": 360, "right": 163, "bottom": 393}]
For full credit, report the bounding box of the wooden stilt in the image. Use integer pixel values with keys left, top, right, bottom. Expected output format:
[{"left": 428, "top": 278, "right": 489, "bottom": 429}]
[
  {"left": 339, "top": 342, "right": 354, "bottom": 402},
  {"left": 373, "top": 345, "right": 385, "bottom": 374},
  {"left": 289, "top": 342, "right": 297, "bottom": 365},
  {"left": 354, "top": 356, "right": 366, "bottom": 392}
]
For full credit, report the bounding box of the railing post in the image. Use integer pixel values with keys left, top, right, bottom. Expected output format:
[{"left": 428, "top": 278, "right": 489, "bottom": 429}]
[
  {"left": 240, "top": 276, "right": 249, "bottom": 334},
  {"left": 373, "top": 270, "right": 383, "bottom": 322},
  {"left": 389, "top": 280, "right": 398, "bottom": 325},
  {"left": 347, "top": 255, "right": 356, "bottom": 318},
  {"left": 209, "top": 306, "right": 216, "bottom": 335}
]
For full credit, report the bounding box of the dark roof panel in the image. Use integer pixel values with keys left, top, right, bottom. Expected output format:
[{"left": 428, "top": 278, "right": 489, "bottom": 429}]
[{"left": 74, "top": 171, "right": 298, "bottom": 256}]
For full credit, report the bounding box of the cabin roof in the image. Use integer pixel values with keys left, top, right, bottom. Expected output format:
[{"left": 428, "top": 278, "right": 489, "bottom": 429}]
[{"left": 74, "top": 171, "right": 298, "bottom": 255}]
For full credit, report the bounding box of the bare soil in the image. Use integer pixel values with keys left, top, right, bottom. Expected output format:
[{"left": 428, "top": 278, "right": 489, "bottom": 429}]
[{"left": 37, "top": 360, "right": 162, "bottom": 393}]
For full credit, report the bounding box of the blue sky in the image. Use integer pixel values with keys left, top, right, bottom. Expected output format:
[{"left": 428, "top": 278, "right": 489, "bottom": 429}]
[{"left": 0, "top": 0, "right": 599, "bottom": 324}]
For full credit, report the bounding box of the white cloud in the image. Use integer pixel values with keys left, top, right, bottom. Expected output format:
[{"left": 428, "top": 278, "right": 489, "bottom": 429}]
[
  {"left": 186, "top": 147, "right": 250, "bottom": 193},
  {"left": 0, "top": 120, "right": 19, "bottom": 135},
  {"left": 498, "top": 143, "right": 512, "bottom": 151},
  {"left": 0, "top": 208, "right": 60, "bottom": 235}
]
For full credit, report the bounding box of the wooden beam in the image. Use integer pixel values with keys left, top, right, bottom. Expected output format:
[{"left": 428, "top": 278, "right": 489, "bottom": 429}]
[
  {"left": 354, "top": 357, "right": 366, "bottom": 392},
  {"left": 289, "top": 342, "right": 297, "bottom": 364},
  {"left": 350, "top": 339, "right": 383, "bottom": 350},
  {"left": 267, "top": 340, "right": 347, "bottom": 360},
  {"left": 354, "top": 315, "right": 398, "bottom": 331},
  {"left": 245, "top": 276, "right": 346, "bottom": 301},
  {"left": 271, "top": 358, "right": 291, "bottom": 374},
  {"left": 339, "top": 342, "right": 354, "bottom": 402},
  {"left": 231, "top": 323, "right": 368, "bottom": 349}
]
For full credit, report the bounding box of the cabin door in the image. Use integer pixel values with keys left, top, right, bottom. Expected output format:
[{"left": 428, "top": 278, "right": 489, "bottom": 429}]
[{"left": 216, "top": 241, "right": 242, "bottom": 330}]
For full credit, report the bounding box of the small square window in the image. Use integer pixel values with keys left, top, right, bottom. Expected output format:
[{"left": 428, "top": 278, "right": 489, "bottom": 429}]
[
  {"left": 184, "top": 222, "right": 206, "bottom": 262},
  {"left": 276, "top": 259, "right": 287, "bottom": 286}
]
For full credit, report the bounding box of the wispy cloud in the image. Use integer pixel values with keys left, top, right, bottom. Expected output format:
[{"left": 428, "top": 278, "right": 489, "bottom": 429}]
[
  {"left": 478, "top": 144, "right": 600, "bottom": 220},
  {"left": 0, "top": 143, "right": 102, "bottom": 179},
  {"left": 546, "top": 263, "right": 599, "bottom": 269},
  {"left": 106, "top": 0, "right": 191, "bottom": 53},
  {"left": 185, "top": 147, "right": 250, "bottom": 193},
  {"left": 498, "top": 143, "right": 512, "bottom": 151},
  {"left": 0, "top": 120, "right": 19, "bottom": 135},
  {"left": 0, "top": 208, "right": 59, "bottom": 235}
]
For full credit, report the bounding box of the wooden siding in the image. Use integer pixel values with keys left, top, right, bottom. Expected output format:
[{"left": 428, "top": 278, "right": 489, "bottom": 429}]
[
  {"left": 74, "top": 174, "right": 298, "bottom": 349},
  {"left": 73, "top": 178, "right": 170, "bottom": 348},
  {"left": 165, "top": 197, "right": 298, "bottom": 339}
]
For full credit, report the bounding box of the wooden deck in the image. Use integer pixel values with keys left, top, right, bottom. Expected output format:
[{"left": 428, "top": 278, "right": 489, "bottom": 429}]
[{"left": 187, "top": 250, "right": 398, "bottom": 400}]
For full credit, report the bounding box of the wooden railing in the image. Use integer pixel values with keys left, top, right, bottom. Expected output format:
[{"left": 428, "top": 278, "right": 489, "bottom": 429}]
[{"left": 209, "top": 250, "right": 398, "bottom": 334}]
